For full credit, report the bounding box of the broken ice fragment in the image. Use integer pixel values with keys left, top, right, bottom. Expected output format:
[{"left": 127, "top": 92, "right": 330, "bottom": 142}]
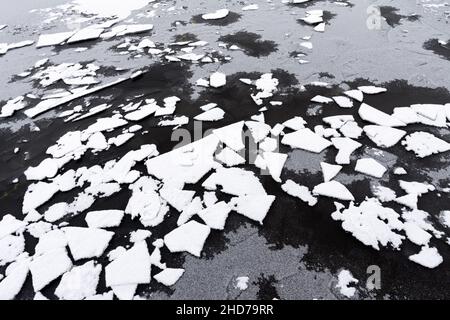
[
  {"left": 357, "top": 86, "right": 387, "bottom": 94},
  {"left": 194, "top": 107, "right": 225, "bottom": 121},
  {"left": 331, "top": 199, "right": 404, "bottom": 250},
  {"left": 85, "top": 210, "right": 124, "bottom": 228},
  {"left": 215, "top": 147, "right": 246, "bottom": 167},
  {"left": 210, "top": 72, "right": 226, "bottom": 88},
  {"left": 402, "top": 131, "right": 450, "bottom": 158},
  {"left": 336, "top": 270, "right": 358, "bottom": 298},
  {"left": 333, "top": 96, "right": 353, "bottom": 108},
  {"left": 231, "top": 195, "right": 276, "bottom": 224},
  {"left": 105, "top": 241, "right": 151, "bottom": 287},
  {"left": 281, "top": 180, "right": 317, "bottom": 206},
  {"left": 164, "top": 221, "right": 211, "bottom": 257},
  {"left": 159, "top": 186, "right": 195, "bottom": 212},
  {"left": 202, "top": 9, "right": 230, "bottom": 20},
  {"left": 344, "top": 89, "right": 363, "bottom": 102},
  {"left": 235, "top": 276, "right": 249, "bottom": 290},
  {"left": 331, "top": 137, "right": 362, "bottom": 164},
  {"left": 203, "top": 167, "right": 267, "bottom": 196},
  {"left": 63, "top": 227, "right": 113, "bottom": 261},
  {"left": 408, "top": 246, "right": 443, "bottom": 269},
  {"left": 30, "top": 248, "right": 73, "bottom": 291},
  {"left": 0, "top": 261, "right": 29, "bottom": 300},
  {"left": 55, "top": 261, "right": 101, "bottom": 300},
  {"left": 320, "top": 162, "right": 342, "bottom": 182},
  {"left": 153, "top": 268, "right": 185, "bottom": 286},
  {"left": 355, "top": 158, "right": 387, "bottom": 178},
  {"left": 358, "top": 103, "right": 406, "bottom": 127},
  {"left": 213, "top": 121, "right": 245, "bottom": 151},
  {"left": 282, "top": 128, "right": 332, "bottom": 153},
  {"left": 313, "top": 181, "right": 354, "bottom": 201},
  {"left": 263, "top": 152, "right": 287, "bottom": 182},
  {"left": 311, "top": 95, "right": 333, "bottom": 104},
  {"left": 363, "top": 125, "right": 406, "bottom": 148},
  {"left": 36, "top": 31, "right": 75, "bottom": 48},
  {"left": 197, "top": 201, "right": 231, "bottom": 230},
  {"left": 67, "top": 28, "right": 104, "bottom": 44}
]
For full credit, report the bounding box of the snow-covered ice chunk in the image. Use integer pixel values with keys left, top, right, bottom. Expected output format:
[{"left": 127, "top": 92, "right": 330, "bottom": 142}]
[
  {"left": 245, "top": 121, "right": 271, "bottom": 143},
  {"left": 0, "top": 214, "right": 26, "bottom": 240},
  {"left": 154, "top": 268, "right": 185, "bottom": 286},
  {"left": 202, "top": 9, "right": 229, "bottom": 20},
  {"left": 313, "top": 181, "right": 354, "bottom": 201},
  {"left": 203, "top": 167, "right": 267, "bottom": 196},
  {"left": 336, "top": 270, "right": 358, "bottom": 298},
  {"left": 357, "top": 86, "right": 387, "bottom": 94},
  {"left": 408, "top": 246, "right": 443, "bottom": 269},
  {"left": 355, "top": 158, "right": 387, "bottom": 178},
  {"left": 177, "top": 197, "right": 203, "bottom": 226},
  {"left": 85, "top": 210, "right": 124, "bottom": 228},
  {"left": 0, "top": 96, "right": 27, "bottom": 118},
  {"left": 63, "top": 227, "right": 113, "bottom": 261},
  {"left": 30, "top": 248, "right": 73, "bottom": 291},
  {"left": 399, "top": 180, "right": 435, "bottom": 195},
  {"left": 55, "top": 261, "right": 101, "bottom": 300},
  {"left": 281, "top": 180, "right": 317, "bottom": 206},
  {"left": 235, "top": 276, "right": 249, "bottom": 290},
  {"left": 358, "top": 103, "right": 406, "bottom": 127},
  {"left": 232, "top": 195, "right": 275, "bottom": 224},
  {"left": 363, "top": 125, "right": 406, "bottom": 148},
  {"left": 105, "top": 241, "right": 151, "bottom": 287},
  {"left": 210, "top": 72, "right": 226, "bottom": 88},
  {"left": 0, "top": 234, "right": 25, "bottom": 266},
  {"left": 311, "top": 95, "right": 333, "bottom": 104},
  {"left": 372, "top": 185, "right": 396, "bottom": 202},
  {"left": 67, "top": 28, "right": 104, "bottom": 44},
  {"left": 34, "top": 229, "right": 67, "bottom": 256},
  {"left": 22, "top": 181, "right": 59, "bottom": 213},
  {"left": 36, "top": 31, "right": 75, "bottom": 48},
  {"left": 331, "top": 199, "right": 404, "bottom": 250},
  {"left": 331, "top": 137, "right": 362, "bottom": 164},
  {"left": 146, "top": 135, "right": 219, "bottom": 186},
  {"left": 282, "top": 116, "right": 306, "bottom": 131},
  {"left": 281, "top": 128, "right": 332, "bottom": 153},
  {"left": 402, "top": 131, "right": 450, "bottom": 158},
  {"left": 124, "top": 103, "right": 158, "bottom": 121},
  {"left": 403, "top": 222, "right": 432, "bottom": 246},
  {"left": 213, "top": 121, "right": 245, "bottom": 151},
  {"left": 344, "top": 90, "right": 363, "bottom": 102},
  {"left": 333, "top": 96, "right": 353, "bottom": 108},
  {"left": 320, "top": 162, "right": 342, "bottom": 182},
  {"left": 129, "top": 230, "right": 151, "bottom": 243},
  {"left": 0, "top": 261, "right": 29, "bottom": 300},
  {"left": 197, "top": 201, "right": 231, "bottom": 230},
  {"left": 164, "top": 221, "right": 211, "bottom": 257},
  {"left": 215, "top": 147, "right": 246, "bottom": 166},
  {"left": 194, "top": 107, "right": 225, "bottom": 121},
  {"left": 159, "top": 186, "right": 195, "bottom": 212},
  {"left": 263, "top": 152, "right": 287, "bottom": 182}
]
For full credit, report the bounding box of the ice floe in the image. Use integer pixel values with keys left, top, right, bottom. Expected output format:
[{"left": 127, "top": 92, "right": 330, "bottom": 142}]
[
  {"left": 282, "top": 128, "right": 332, "bottom": 153},
  {"left": 355, "top": 158, "right": 387, "bottom": 178},
  {"left": 313, "top": 181, "right": 354, "bottom": 201},
  {"left": 336, "top": 270, "right": 358, "bottom": 298},
  {"left": 164, "top": 221, "right": 211, "bottom": 257},
  {"left": 332, "top": 199, "right": 404, "bottom": 250},
  {"left": 402, "top": 131, "right": 450, "bottom": 158},
  {"left": 154, "top": 268, "right": 185, "bottom": 286},
  {"left": 281, "top": 180, "right": 317, "bottom": 206},
  {"left": 408, "top": 246, "right": 443, "bottom": 269}
]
